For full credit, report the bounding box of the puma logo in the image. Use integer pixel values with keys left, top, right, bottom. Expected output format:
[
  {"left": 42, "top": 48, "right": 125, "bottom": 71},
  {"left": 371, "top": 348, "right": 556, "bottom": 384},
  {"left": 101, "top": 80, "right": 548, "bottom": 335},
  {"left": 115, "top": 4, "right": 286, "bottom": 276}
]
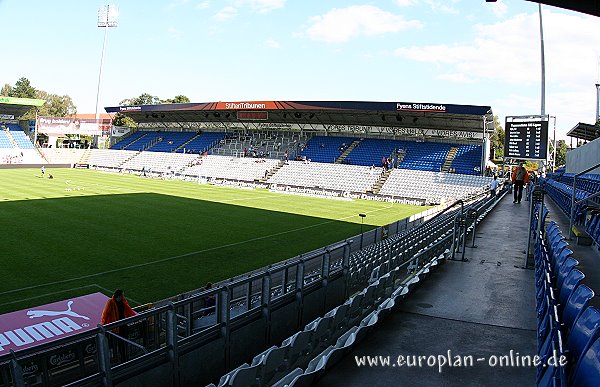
[{"left": 27, "top": 301, "right": 90, "bottom": 320}]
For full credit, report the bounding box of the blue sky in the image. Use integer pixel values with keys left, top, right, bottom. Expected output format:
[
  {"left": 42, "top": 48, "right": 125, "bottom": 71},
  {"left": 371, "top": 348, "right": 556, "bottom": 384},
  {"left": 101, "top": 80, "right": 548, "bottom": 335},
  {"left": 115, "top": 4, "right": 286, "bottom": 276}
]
[{"left": 2, "top": 1, "right": 599, "bottom": 139}]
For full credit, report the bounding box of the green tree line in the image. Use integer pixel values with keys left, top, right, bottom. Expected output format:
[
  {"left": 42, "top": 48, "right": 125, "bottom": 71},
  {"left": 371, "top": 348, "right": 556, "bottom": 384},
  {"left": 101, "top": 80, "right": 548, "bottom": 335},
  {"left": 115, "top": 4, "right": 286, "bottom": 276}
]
[{"left": 1, "top": 77, "right": 76, "bottom": 119}]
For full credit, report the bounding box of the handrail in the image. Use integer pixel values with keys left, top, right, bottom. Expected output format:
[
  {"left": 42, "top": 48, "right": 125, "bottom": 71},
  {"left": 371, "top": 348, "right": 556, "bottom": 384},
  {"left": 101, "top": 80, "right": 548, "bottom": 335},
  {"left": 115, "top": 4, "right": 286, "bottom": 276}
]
[{"left": 569, "top": 161, "right": 600, "bottom": 239}]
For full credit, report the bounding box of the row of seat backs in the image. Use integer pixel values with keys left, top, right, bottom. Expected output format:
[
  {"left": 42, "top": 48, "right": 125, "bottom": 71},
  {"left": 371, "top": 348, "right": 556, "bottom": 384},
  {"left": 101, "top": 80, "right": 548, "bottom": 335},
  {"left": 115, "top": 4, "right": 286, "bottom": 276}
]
[{"left": 535, "top": 219, "right": 600, "bottom": 385}]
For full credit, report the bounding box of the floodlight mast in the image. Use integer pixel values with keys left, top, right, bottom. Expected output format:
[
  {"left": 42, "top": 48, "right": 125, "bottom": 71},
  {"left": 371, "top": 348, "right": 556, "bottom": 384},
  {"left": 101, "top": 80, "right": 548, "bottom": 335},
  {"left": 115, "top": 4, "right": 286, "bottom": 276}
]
[
  {"left": 95, "top": 5, "right": 118, "bottom": 123},
  {"left": 538, "top": 3, "right": 546, "bottom": 117}
]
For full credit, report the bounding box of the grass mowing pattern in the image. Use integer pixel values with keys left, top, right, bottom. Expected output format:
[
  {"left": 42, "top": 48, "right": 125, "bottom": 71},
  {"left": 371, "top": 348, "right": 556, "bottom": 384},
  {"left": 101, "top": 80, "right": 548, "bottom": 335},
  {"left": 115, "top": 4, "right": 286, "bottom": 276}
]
[{"left": 0, "top": 168, "right": 428, "bottom": 313}]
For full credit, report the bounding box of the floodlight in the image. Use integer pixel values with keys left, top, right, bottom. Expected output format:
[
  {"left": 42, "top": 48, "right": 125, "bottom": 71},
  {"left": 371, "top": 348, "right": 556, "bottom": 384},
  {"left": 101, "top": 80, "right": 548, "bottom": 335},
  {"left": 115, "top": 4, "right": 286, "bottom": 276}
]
[
  {"left": 98, "top": 5, "right": 119, "bottom": 27},
  {"left": 95, "top": 4, "right": 119, "bottom": 129}
]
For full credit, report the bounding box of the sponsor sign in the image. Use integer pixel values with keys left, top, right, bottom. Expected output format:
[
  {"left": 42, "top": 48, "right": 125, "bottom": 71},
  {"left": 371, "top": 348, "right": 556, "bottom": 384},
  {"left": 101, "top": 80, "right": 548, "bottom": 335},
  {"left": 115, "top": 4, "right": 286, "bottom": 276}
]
[
  {"left": 215, "top": 101, "right": 279, "bottom": 110},
  {"left": 37, "top": 116, "right": 111, "bottom": 136},
  {"left": 397, "top": 102, "right": 447, "bottom": 112},
  {"left": 111, "top": 126, "right": 131, "bottom": 137},
  {"left": 268, "top": 184, "right": 426, "bottom": 205},
  {"left": 0, "top": 114, "right": 15, "bottom": 120},
  {"left": 0, "top": 96, "right": 45, "bottom": 107},
  {"left": 168, "top": 122, "right": 483, "bottom": 139},
  {"left": 0, "top": 293, "right": 108, "bottom": 356}
]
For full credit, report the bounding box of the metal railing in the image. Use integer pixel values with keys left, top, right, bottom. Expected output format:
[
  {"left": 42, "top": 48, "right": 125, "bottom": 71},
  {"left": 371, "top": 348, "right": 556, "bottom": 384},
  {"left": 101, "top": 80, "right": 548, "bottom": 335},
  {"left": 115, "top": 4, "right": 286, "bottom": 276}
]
[
  {"left": 568, "top": 161, "right": 600, "bottom": 239},
  {"left": 0, "top": 193, "right": 493, "bottom": 387}
]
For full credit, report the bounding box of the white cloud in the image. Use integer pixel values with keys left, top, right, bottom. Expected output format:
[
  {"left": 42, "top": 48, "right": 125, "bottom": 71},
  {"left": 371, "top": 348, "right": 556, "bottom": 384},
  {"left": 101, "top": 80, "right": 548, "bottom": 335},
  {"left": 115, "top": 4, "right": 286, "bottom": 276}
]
[
  {"left": 423, "top": 0, "right": 458, "bottom": 15},
  {"left": 395, "top": 0, "right": 416, "bottom": 6},
  {"left": 394, "top": 10, "right": 600, "bottom": 136},
  {"left": 196, "top": 1, "right": 210, "bottom": 9},
  {"left": 438, "top": 73, "right": 477, "bottom": 83},
  {"left": 490, "top": 0, "right": 508, "bottom": 18},
  {"left": 306, "top": 5, "right": 422, "bottom": 43},
  {"left": 265, "top": 38, "right": 281, "bottom": 49},
  {"left": 395, "top": 11, "right": 600, "bottom": 86},
  {"left": 214, "top": 6, "right": 238, "bottom": 21},
  {"left": 211, "top": 0, "right": 283, "bottom": 21},
  {"left": 236, "top": 0, "right": 285, "bottom": 13},
  {"left": 395, "top": 0, "right": 458, "bottom": 13}
]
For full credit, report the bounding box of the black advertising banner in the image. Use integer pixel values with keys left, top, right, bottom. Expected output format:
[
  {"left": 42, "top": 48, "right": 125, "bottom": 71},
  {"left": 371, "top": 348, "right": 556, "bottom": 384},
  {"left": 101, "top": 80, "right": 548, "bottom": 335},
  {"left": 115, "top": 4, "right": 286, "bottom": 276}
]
[{"left": 504, "top": 120, "right": 548, "bottom": 160}]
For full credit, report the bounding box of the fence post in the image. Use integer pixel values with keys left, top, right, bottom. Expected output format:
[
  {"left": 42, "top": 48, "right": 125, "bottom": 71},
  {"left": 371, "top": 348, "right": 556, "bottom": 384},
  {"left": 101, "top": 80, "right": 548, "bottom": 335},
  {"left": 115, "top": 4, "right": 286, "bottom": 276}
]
[
  {"left": 8, "top": 357, "right": 25, "bottom": 387},
  {"left": 96, "top": 327, "right": 113, "bottom": 387},
  {"left": 166, "top": 306, "right": 180, "bottom": 387}
]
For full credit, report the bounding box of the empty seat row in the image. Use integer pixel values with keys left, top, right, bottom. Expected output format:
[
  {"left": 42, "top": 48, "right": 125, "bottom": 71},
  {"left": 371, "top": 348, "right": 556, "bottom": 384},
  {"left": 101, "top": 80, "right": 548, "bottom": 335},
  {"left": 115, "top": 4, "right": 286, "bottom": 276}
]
[
  {"left": 268, "top": 161, "right": 382, "bottom": 193},
  {"left": 586, "top": 210, "right": 600, "bottom": 248},
  {"left": 181, "top": 155, "right": 280, "bottom": 181},
  {"left": 211, "top": 194, "right": 500, "bottom": 387},
  {"left": 379, "top": 168, "right": 491, "bottom": 204},
  {"left": 533, "top": 210, "right": 600, "bottom": 386},
  {"left": 213, "top": 251, "right": 449, "bottom": 387}
]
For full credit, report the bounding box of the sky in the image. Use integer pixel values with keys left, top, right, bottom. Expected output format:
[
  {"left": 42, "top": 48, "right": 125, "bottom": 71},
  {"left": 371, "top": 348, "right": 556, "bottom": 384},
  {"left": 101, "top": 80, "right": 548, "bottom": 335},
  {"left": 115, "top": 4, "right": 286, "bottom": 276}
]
[{"left": 1, "top": 0, "right": 599, "bottom": 140}]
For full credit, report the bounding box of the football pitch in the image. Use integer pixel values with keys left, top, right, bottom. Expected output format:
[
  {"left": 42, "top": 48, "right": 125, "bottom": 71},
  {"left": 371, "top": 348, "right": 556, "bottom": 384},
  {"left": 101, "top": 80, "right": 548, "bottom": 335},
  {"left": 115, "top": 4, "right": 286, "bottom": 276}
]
[{"left": 0, "top": 168, "right": 428, "bottom": 314}]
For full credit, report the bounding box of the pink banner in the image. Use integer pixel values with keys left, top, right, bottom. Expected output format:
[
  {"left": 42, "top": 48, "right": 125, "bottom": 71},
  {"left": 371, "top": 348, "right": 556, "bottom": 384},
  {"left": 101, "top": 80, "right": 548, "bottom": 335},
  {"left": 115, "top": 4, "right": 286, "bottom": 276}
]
[
  {"left": 37, "top": 116, "right": 111, "bottom": 136},
  {"left": 0, "top": 293, "right": 109, "bottom": 356}
]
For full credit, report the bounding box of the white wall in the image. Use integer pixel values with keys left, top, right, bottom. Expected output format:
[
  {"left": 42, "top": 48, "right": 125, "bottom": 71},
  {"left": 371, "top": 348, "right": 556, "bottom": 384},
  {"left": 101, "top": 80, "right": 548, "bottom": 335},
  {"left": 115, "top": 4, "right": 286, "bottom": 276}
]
[{"left": 566, "top": 136, "right": 600, "bottom": 174}]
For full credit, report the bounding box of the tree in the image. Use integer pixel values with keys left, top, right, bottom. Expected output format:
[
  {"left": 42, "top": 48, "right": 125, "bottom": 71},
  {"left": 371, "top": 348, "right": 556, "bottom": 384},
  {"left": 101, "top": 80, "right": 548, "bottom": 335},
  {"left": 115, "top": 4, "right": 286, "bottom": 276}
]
[
  {"left": 554, "top": 139, "right": 568, "bottom": 167},
  {"left": 112, "top": 93, "right": 190, "bottom": 127},
  {"left": 1, "top": 84, "right": 11, "bottom": 96},
  {"left": 35, "top": 90, "right": 77, "bottom": 117},
  {"left": 2, "top": 77, "right": 78, "bottom": 119},
  {"left": 10, "top": 77, "right": 36, "bottom": 98},
  {"left": 162, "top": 95, "right": 190, "bottom": 104},
  {"left": 120, "top": 93, "right": 161, "bottom": 106},
  {"left": 489, "top": 115, "right": 505, "bottom": 159},
  {"left": 111, "top": 93, "right": 160, "bottom": 128}
]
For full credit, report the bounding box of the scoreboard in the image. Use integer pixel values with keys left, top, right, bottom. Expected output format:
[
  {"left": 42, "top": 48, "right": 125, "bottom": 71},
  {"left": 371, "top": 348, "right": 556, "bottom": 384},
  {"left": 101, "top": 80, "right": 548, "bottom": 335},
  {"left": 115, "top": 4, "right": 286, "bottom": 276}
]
[{"left": 504, "top": 119, "right": 548, "bottom": 160}]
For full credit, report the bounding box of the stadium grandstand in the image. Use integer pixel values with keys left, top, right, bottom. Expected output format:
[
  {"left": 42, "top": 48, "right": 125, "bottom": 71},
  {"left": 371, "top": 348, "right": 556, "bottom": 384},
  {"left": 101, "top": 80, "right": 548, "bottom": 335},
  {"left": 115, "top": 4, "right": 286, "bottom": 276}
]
[
  {"left": 1, "top": 95, "right": 599, "bottom": 386},
  {"left": 0, "top": 97, "right": 46, "bottom": 165}
]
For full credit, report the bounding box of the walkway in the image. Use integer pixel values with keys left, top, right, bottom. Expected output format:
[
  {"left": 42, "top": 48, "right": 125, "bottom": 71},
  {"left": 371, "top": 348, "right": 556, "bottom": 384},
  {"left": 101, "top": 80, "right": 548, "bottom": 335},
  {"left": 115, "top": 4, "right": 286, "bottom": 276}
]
[{"left": 317, "top": 194, "right": 538, "bottom": 386}]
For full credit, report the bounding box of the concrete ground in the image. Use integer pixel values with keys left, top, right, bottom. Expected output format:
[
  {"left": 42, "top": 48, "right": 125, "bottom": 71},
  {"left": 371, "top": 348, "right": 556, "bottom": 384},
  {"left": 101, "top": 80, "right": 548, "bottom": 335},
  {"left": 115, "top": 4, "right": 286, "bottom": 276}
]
[{"left": 317, "top": 194, "right": 539, "bottom": 386}]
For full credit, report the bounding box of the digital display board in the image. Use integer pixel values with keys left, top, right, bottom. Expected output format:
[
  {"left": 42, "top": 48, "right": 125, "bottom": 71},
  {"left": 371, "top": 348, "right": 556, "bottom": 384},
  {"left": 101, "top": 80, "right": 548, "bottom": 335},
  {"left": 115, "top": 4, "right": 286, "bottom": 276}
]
[
  {"left": 237, "top": 111, "right": 268, "bottom": 120},
  {"left": 504, "top": 120, "right": 548, "bottom": 160}
]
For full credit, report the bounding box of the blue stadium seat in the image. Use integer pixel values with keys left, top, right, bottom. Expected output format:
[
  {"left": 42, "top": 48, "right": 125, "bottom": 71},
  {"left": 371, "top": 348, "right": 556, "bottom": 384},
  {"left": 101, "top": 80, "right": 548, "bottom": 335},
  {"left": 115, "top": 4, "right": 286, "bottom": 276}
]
[
  {"left": 182, "top": 132, "right": 225, "bottom": 154},
  {"left": 556, "top": 257, "right": 579, "bottom": 290},
  {"left": 571, "top": 336, "right": 600, "bottom": 387},
  {"left": 566, "top": 306, "right": 600, "bottom": 379},
  {"left": 271, "top": 368, "right": 303, "bottom": 387},
  {"left": 563, "top": 284, "right": 595, "bottom": 334},
  {"left": 558, "top": 269, "right": 585, "bottom": 307},
  {"left": 299, "top": 136, "right": 357, "bottom": 163}
]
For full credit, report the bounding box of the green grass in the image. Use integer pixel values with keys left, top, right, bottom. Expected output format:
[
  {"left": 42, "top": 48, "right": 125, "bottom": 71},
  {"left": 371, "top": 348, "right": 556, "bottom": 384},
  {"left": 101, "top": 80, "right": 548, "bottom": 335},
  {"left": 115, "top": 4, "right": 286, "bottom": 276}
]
[{"left": 0, "top": 168, "right": 428, "bottom": 314}]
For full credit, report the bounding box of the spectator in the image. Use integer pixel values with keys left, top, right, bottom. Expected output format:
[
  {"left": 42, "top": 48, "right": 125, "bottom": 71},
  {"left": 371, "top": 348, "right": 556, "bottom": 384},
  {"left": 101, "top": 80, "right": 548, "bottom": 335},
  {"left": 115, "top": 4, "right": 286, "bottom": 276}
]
[
  {"left": 200, "top": 282, "right": 216, "bottom": 316},
  {"left": 490, "top": 175, "right": 499, "bottom": 198},
  {"left": 101, "top": 289, "right": 136, "bottom": 362},
  {"left": 511, "top": 162, "right": 529, "bottom": 204}
]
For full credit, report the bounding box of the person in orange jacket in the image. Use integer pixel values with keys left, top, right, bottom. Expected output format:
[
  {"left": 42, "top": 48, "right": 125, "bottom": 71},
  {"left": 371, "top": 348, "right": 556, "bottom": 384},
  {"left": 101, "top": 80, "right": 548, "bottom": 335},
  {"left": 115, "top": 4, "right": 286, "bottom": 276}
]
[
  {"left": 512, "top": 162, "right": 529, "bottom": 203},
  {"left": 101, "top": 289, "right": 136, "bottom": 361}
]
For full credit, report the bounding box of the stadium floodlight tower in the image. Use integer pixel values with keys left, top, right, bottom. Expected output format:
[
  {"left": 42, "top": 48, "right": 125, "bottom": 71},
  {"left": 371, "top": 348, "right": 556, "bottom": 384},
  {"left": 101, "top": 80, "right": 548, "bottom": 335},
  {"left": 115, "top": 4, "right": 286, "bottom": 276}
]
[{"left": 95, "top": 4, "right": 119, "bottom": 123}]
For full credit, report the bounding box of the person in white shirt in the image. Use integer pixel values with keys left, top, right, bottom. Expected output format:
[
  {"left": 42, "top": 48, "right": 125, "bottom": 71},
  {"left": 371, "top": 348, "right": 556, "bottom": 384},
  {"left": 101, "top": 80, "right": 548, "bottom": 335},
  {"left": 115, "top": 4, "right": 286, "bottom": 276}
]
[{"left": 490, "top": 175, "right": 499, "bottom": 198}]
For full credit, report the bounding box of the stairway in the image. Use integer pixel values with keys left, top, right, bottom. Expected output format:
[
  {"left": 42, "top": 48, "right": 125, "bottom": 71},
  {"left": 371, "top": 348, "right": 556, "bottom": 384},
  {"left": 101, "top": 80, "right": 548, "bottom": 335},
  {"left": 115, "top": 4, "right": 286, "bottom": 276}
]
[
  {"left": 335, "top": 139, "right": 361, "bottom": 164},
  {"left": 79, "top": 149, "right": 92, "bottom": 164},
  {"left": 118, "top": 151, "right": 142, "bottom": 168},
  {"left": 175, "top": 133, "right": 201, "bottom": 153},
  {"left": 121, "top": 133, "right": 147, "bottom": 150},
  {"left": 396, "top": 149, "right": 406, "bottom": 166},
  {"left": 4, "top": 128, "right": 18, "bottom": 148},
  {"left": 442, "top": 147, "right": 458, "bottom": 173},
  {"left": 260, "top": 160, "right": 285, "bottom": 182},
  {"left": 371, "top": 169, "right": 392, "bottom": 194}
]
